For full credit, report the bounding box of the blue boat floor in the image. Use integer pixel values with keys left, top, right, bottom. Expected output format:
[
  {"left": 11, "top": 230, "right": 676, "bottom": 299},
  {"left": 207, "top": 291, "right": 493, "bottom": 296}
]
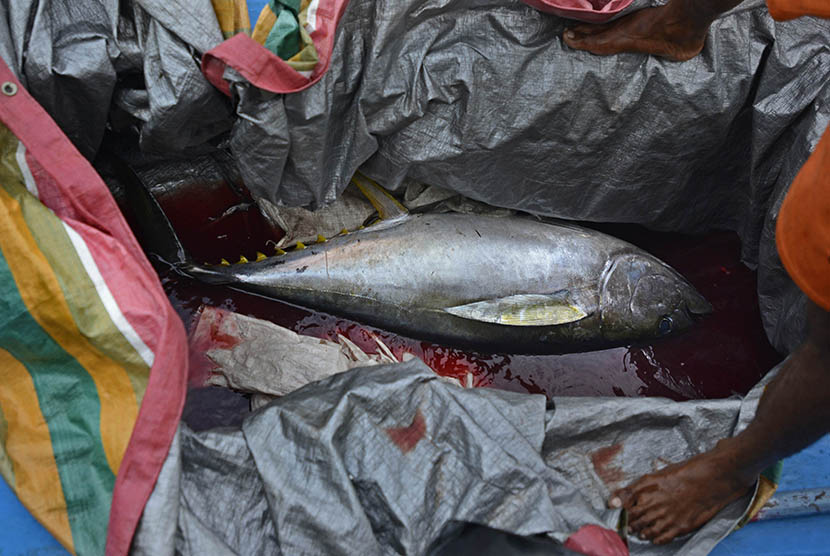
[{"left": 1, "top": 435, "right": 827, "bottom": 554}]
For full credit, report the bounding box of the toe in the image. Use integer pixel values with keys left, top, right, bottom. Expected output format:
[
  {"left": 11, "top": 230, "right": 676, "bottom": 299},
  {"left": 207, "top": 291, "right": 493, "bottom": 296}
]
[
  {"left": 568, "top": 22, "right": 614, "bottom": 36},
  {"left": 641, "top": 518, "right": 673, "bottom": 542},
  {"left": 610, "top": 486, "right": 633, "bottom": 509},
  {"left": 629, "top": 507, "right": 667, "bottom": 532},
  {"left": 654, "top": 525, "right": 683, "bottom": 545}
]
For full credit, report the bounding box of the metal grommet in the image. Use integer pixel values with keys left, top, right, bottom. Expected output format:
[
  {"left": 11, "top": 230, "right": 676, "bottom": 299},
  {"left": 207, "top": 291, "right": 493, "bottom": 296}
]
[{"left": 1, "top": 82, "right": 18, "bottom": 96}]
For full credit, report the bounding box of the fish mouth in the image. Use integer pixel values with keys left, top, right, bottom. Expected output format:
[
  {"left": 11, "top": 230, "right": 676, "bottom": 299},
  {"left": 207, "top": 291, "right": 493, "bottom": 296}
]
[{"left": 685, "top": 291, "right": 713, "bottom": 317}]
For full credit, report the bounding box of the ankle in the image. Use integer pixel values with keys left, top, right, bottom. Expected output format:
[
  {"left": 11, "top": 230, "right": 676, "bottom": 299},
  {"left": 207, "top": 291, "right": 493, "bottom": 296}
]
[
  {"left": 666, "top": 0, "right": 724, "bottom": 32},
  {"left": 710, "top": 437, "right": 766, "bottom": 486}
]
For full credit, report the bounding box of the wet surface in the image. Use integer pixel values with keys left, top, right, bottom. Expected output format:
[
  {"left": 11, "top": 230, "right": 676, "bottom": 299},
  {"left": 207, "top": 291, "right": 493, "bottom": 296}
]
[{"left": 133, "top": 167, "right": 782, "bottom": 402}]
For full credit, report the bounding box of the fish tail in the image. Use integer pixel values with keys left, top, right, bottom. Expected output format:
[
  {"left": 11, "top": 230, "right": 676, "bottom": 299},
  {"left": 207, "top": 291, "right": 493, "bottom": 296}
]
[{"left": 180, "top": 263, "right": 234, "bottom": 285}]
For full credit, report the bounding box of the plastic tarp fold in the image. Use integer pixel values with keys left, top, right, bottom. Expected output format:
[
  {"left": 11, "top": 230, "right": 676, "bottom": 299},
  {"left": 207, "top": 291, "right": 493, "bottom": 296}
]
[
  {"left": 134, "top": 358, "right": 776, "bottom": 555},
  {"left": 0, "top": 0, "right": 233, "bottom": 159}
]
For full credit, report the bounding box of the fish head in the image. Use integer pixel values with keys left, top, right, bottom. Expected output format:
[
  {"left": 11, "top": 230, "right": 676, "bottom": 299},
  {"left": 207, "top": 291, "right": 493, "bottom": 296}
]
[{"left": 599, "top": 252, "right": 712, "bottom": 342}]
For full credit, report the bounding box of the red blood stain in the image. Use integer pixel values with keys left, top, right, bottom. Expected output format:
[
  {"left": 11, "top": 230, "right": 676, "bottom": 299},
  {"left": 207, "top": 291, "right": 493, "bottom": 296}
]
[
  {"left": 186, "top": 307, "right": 242, "bottom": 387},
  {"left": 591, "top": 444, "right": 624, "bottom": 486},
  {"left": 564, "top": 524, "right": 629, "bottom": 556},
  {"left": 208, "top": 309, "right": 242, "bottom": 350},
  {"left": 386, "top": 409, "right": 426, "bottom": 453}
]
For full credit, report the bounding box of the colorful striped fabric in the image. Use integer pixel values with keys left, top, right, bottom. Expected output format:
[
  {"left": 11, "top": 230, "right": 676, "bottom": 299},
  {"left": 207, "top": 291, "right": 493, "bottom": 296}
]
[
  {"left": 0, "top": 61, "right": 188, "bottom": 555},
  {"left": 251, "top": 0, "right": 320, "bottom": 72},
  {"left": 212, "top": 0, "right": 252, "bottom": 38},
  {"left": 203, "top": 0, "right": 349, "bottom": 95}
]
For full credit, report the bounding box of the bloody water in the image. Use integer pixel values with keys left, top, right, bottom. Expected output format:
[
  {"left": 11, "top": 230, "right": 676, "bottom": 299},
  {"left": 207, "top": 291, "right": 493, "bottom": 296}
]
[
  {"left": 152, "top": 178, "right": 782, "bottom": 402},
  {"left": 128, "top": 159, "right": 780, "bottom": 400}
]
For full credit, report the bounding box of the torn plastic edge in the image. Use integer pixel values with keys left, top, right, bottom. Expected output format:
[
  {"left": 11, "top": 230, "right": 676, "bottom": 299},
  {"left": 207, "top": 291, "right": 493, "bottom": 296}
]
[{"left": 202, "top": 0, "right": 352, "bottom": 96}]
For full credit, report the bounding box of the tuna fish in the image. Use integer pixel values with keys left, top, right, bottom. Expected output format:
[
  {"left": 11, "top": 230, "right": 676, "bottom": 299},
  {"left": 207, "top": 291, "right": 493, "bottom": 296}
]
[{"left": 183, "top": 210, "right": 712, "bottom": 354}]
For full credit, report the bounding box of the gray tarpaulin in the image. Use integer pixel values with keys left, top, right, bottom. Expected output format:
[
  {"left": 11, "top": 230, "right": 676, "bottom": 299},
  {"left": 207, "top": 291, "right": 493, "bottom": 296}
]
[
  {"left": 133, "top": 358, "right": 776, "bottom": 555},
  {"left": 0, "top": 0, "right": 231, "bottom": 158}
]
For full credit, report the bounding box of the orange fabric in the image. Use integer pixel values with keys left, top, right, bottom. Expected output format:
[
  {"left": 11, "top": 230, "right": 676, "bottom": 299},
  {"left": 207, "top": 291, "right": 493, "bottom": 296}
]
[
  {"left": 776, "top": 125, "right": 830, "bottom": 311},
  {"left": 766, "top": 0, "right": 830, "bottom": 20}
]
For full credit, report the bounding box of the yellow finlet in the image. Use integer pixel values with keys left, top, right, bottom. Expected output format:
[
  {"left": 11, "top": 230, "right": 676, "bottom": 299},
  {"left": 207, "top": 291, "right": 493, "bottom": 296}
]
[
  {"left": 237, "top": 255, "right": 249, "bottom": 264},
  {"left": 295, "top": 241, "right": 306, "bottom": 250},
  {"left": 359, "top": 225, "right": 365, "bottom": 230},
  {"left": 316, "top": 234, "right": 327, "bottom": 243},
  {"left": 275, "top": 247, "right": 287, "bottom": 255},
  {"left": 220, "top": 258, "right": 230, "bottom": 266},
  {"left": 340, "top": 228, "right": 349, "bottom": 235},
  {"left": 255, "top": 251, "right": 267, "bottom": 262}
]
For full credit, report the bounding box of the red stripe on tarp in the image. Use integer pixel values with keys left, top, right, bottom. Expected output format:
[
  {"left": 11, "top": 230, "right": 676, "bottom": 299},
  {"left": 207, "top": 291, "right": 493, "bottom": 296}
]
[
  {"left": 203, "top": 0, "right": 351, "bottom": 94},
  {"left": 25, "top": 153, "right": 162, "bottom": 361},
  {"left": 0, "top": 59, "right": 188, "bottom": 555}
]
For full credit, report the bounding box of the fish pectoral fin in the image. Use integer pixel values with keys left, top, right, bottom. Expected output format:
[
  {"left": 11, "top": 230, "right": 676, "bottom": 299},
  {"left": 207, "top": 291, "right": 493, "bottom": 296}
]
[{"left": 444, "top": 294, "right": 589, "bottom": 326}]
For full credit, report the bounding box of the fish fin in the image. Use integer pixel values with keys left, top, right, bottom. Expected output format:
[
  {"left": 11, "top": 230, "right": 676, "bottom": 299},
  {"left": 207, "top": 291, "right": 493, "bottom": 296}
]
[
  {"left": 351, "top": 172, "right": 408, "bottom": 221},
  {"left": 444, "top": 294, "right": 589, "bottom": 326}
]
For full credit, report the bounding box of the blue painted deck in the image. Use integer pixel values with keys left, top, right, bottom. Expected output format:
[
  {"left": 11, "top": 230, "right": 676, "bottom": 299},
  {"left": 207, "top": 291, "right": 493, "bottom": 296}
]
[
  {"left": 712, "top": 434, "right": 830, "bottom": 555},
  {"left": 1, "top": 434, "right": 827, "bottom": 554}
]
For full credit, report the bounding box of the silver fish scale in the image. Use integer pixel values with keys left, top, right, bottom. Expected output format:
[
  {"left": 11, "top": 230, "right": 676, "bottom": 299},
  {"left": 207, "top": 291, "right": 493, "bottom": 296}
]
[
  {"left": 228, "top": 213, "right": 614, "bottom": 308},
  {"left": 191, "top": 212, "right": 709, "bottom": 352}
]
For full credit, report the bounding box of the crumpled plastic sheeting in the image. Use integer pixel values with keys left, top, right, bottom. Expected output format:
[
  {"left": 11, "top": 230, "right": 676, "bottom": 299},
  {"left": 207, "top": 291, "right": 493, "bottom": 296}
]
[
  {"left": 756, "top": 118, "right": 829, "bottom": 353},
  {"left": 133, "top": 359, "right": 776, "bottom": 555},
  {"left": 0, "top": 0, "right": 232, "bottom": 159},
  {"left": 225, "top": 0, "right": 829, "bottom": 352},
  {"left": 189, "top": 305, "right": 420, "bottom": 402}
]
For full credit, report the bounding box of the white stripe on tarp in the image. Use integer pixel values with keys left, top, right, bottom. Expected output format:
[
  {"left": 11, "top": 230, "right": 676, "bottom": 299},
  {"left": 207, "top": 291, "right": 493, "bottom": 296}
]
[
  {"left": 306, "top": 0, "right": 320, "bottom": 33},
  {"left": 15, "top": 142, "right": 38, "bottom": 198},
  {"left": 62, "top": 221, "right": 156, "bottom": 368}
]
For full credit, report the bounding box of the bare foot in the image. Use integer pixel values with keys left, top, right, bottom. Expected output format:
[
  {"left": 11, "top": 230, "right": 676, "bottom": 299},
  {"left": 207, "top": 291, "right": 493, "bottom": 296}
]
[
  {"left": 562, "top": 4, "right": 710, "bottom": 61},
  {"left": 608, "top": 441, "right": 756, "bottom": 544}
]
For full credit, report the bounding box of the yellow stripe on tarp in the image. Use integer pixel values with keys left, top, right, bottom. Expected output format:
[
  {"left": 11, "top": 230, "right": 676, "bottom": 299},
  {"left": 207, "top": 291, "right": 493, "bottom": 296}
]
[
  {"left": 212, "top": 0, "right": 252, "bottom": 38},
  {"left": 0, "top": 186, "right": 138, "bottom": 475},
  {"left": 0, "top": 349, "right": 74, "bottom": 553},
  {"left": 0, "top": 123, "right": 150, "bottom": 413},
  {"left": 252, "top": 3, "right": 278, "bottom": 44},
  {"left": 0, "top": 401, "right": 12, "bottom": 487}
]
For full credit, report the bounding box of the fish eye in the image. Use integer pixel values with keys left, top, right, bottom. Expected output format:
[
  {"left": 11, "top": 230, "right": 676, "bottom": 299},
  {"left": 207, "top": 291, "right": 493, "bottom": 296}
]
[{"left": 658, "top": 316, "right": 673, "bottom": 335}]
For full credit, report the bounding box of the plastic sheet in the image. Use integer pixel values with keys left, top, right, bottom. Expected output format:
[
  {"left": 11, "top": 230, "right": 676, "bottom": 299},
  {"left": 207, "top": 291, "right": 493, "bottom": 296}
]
[
  {"left": 0, "top": 0, "right": 232, "bottom": 159},
  {"left": 134, "top": 359, "right": 778, "bottom": 555},
  {"left": 0, "top": 56, "right": 188, "bottom": 556}
]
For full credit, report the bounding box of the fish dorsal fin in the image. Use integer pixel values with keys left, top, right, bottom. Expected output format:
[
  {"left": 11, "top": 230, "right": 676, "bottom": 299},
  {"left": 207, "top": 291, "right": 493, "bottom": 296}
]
[
  {"left": 444, "top": 293, "right": 589, "bottom": 326},
  {"left": 351, "top": 172, "right": 408, "bottom": 221}
]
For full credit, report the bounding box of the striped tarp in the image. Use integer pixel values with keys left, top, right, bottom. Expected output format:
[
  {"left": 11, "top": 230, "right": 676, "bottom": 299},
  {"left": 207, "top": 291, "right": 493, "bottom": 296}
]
[
  {"left": 0, "top": 60, "right": 188, "bottom": 555},
  {"left": 212, "top": 0, "right": 253, "bottom": 38},
  {"left": 203, "top": 0, "right": 350, "bottom": 95}
]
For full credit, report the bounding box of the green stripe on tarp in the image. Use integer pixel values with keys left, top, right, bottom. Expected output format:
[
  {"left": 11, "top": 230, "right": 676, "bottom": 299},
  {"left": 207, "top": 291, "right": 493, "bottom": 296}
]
[
  {"left": 0, "top": 402, "right": 12, "bottom": 487},
  {"left": 265, "top": 0, "right": 301, "bottom": 59},
  {"left": 0, "top": 124, "right": 149, "bottom": 408},
  {"left": 0, "top": 253, "right": 114, "bottom": 556}
]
